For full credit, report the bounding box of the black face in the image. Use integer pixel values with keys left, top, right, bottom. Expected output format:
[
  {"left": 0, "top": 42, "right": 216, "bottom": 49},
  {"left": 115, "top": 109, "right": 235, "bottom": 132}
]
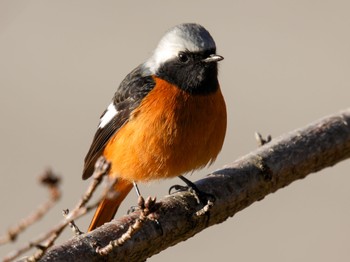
[{"left": 156, "top": 49, "right": 219, "bottom": 95}]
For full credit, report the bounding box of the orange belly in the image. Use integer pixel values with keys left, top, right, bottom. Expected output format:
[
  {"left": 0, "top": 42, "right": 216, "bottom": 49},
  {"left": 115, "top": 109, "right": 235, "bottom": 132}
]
[{"left": 103, "top": 77, "right": 227, "bottom": 182}]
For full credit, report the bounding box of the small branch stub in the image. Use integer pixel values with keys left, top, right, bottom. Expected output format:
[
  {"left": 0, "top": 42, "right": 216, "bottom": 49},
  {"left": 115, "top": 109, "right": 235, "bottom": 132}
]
[{"left": 255, "top": 132, "right": 272, "bottom": 146}]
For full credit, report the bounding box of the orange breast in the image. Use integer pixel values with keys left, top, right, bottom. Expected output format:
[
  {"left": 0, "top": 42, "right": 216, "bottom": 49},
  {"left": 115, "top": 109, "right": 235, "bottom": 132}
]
[{"left": 103, "top": 77, "right": 227, "bottom": 182}]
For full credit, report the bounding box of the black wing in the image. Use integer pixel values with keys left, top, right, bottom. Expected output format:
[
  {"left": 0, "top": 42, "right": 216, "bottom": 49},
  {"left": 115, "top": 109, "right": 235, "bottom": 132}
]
[{"left": 82, "top": 65, "right": 155, "bottom": 179}]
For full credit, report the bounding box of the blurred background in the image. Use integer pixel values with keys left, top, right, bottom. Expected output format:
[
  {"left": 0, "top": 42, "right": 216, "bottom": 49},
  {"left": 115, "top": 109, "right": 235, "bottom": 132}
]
[{"left": 1, "top": 0, "right": 349, "bottom": 261}]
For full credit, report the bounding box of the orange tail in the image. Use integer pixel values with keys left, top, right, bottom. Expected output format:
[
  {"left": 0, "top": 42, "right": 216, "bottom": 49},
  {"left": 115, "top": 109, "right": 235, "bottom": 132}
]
[{"left": 88, "top": 179, "right": 133, "bottom": 232}]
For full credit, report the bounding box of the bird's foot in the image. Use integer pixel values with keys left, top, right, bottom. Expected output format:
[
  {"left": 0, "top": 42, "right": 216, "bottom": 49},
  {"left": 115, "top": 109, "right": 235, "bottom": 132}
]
[{"left": 169, "top": 176, "right": 215, "bottom": 217}]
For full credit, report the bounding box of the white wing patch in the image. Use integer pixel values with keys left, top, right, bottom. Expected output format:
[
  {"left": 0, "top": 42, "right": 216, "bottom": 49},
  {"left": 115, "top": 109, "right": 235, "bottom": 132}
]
[{"left": 99, "top": 103, "right": 118, "bottom": 128}]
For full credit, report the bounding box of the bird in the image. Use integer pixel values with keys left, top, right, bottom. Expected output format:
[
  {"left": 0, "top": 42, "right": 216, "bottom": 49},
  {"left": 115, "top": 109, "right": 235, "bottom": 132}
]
[{"left": 82, "top": 23, "right": 227, "bottom": 231}]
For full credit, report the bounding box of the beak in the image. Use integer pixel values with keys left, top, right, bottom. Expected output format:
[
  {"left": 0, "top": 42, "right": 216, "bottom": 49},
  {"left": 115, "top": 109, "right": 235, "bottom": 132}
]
[{"left": 202, "top": 54, "right": 224, "bottom": 63}]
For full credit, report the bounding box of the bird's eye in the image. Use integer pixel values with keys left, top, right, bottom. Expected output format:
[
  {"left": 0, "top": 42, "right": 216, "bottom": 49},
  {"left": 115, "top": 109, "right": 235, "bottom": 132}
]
[{"left": 178, "top": 52, "right": 189, "bottom": 63}]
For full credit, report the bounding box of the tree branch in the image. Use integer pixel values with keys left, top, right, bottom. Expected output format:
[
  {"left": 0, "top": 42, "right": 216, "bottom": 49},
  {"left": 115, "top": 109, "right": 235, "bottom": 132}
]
[{"left": 40, "top": 109, "right": 350, "bottom": 262}]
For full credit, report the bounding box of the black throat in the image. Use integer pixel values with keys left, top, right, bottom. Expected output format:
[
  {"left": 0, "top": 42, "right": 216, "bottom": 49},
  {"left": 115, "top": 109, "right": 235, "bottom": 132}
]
[{"left": 155, "top": 51, "right": 219, "bottom": 95}]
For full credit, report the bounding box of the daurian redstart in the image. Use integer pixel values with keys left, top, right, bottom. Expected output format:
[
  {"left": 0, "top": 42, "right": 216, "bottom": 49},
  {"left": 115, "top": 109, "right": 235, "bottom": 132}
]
[{"left": 82, "top": 23, "right": 227, "bottom": 231}]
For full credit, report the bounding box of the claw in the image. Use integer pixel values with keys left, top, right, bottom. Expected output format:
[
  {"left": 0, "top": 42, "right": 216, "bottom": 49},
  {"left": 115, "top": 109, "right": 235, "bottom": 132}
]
[
  {"left": 169, "top": 176, "right": 216, "bottom": 205},
  {"left": 168, "top": 184, "right": 189, "bottom": 194},
  {"left": 169, "top": 176, "right": 216, "bottom": 222}
]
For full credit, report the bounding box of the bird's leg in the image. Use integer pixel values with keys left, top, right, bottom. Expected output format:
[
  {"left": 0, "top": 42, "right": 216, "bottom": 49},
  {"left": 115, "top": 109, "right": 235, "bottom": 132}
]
[
  {"left": 133, "top": 181, "right": 141, "bottom": 197},
  {"left": 127, "top": 181, "right": 142, "bottom": 214}
]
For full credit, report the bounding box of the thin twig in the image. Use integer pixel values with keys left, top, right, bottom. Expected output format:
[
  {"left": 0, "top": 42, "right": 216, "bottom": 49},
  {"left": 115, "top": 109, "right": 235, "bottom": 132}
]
[
  {"left": 3, "top": 201, "right": 102, "bottom": 262},
  {"left": 76, "top": 157, "right": 111, "bottom": 209},
  {"left": 3, "top": 157, "right": 110, "bottom": 262},
  {"left": 0, "top": 170, "right": 61, "bottom": 245},
  {"left": 63, "top": 209, "right": 83, "bottom": 236}
]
